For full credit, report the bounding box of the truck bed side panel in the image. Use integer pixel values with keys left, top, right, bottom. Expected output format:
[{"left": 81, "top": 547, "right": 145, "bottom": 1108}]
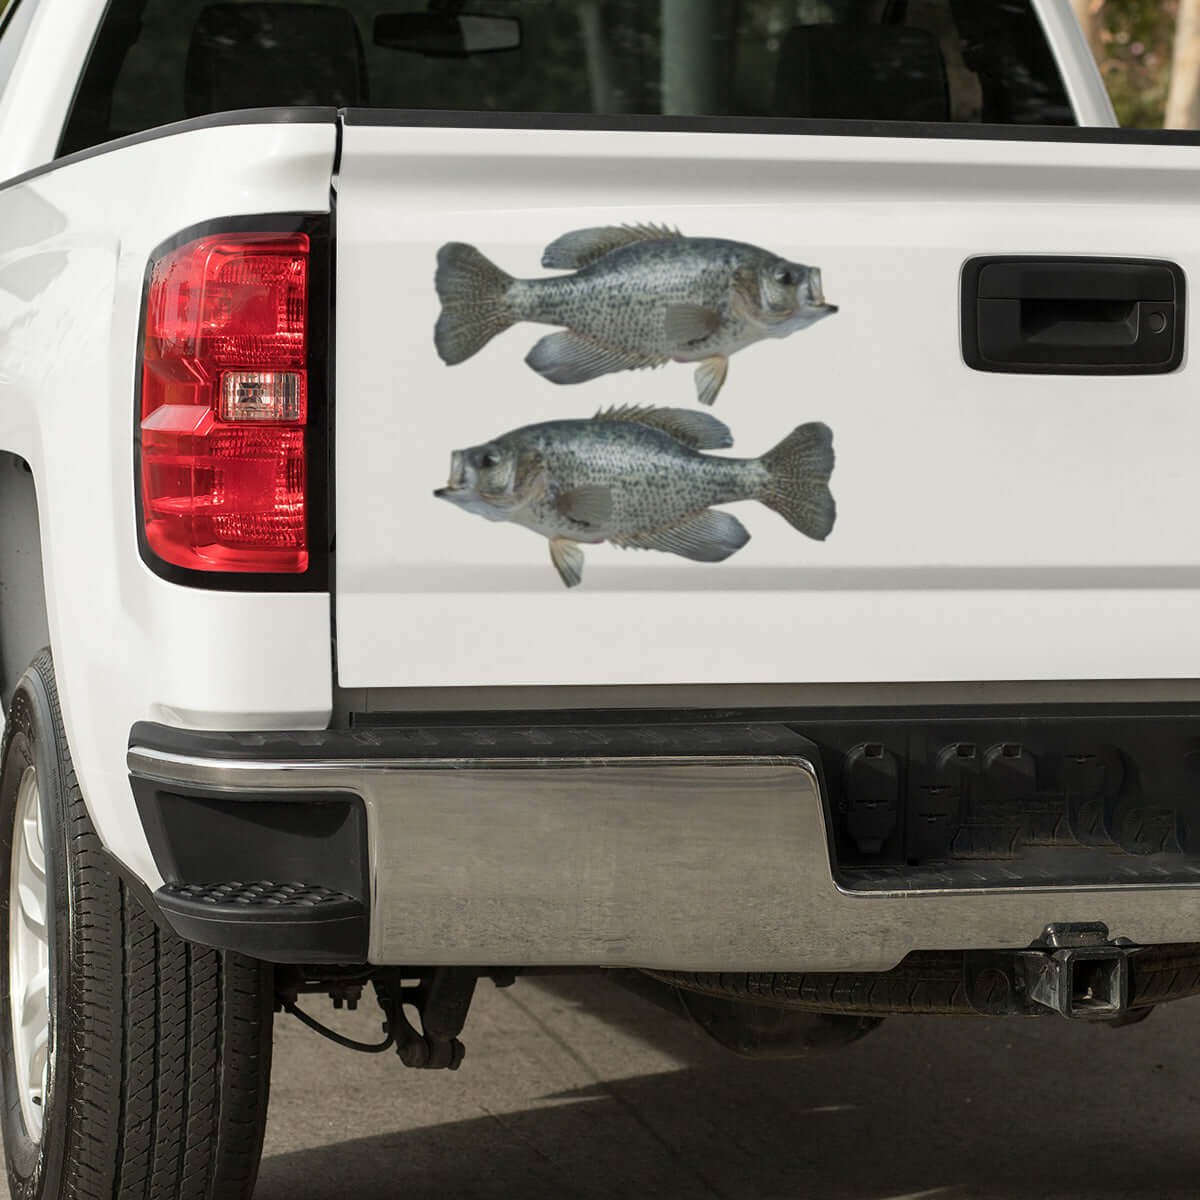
[
  {"left": 0, "top": 119, "right": 338, "bottom": 885},
  {"left": 334, "top": 123, "right": 1200, "bottom": 689}
]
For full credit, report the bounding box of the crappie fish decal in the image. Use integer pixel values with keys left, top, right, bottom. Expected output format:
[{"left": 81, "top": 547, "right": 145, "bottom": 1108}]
[
  {"left": 433, "top": 224, "right": 838, "bottom": 406},
  {"left": 434, "top": 405, "right": 835, "bottom": 588}
]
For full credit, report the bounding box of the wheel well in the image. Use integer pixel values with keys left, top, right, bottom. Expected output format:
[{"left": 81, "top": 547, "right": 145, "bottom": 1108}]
[{"left": 0, "top": 453, "right": 49, "bottom": 712}]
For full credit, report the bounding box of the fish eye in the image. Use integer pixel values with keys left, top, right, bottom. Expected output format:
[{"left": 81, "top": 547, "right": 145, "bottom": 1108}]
[
  {"left": 773, "top": 264, "right": 801, "bottom": 287},
  {"left": 480, "top": 449, "right": 502, "bottom": 469}
]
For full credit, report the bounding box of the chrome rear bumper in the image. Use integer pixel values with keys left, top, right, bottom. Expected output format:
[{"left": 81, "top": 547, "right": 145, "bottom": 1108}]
[{"left": 127, "top": 725, "right": 1200, "bottom": 971}]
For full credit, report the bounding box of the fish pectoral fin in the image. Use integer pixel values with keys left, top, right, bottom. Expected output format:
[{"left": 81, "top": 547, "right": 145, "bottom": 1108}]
[
  {"left": 556, "top": 485, "right": 614, "bottom": 527},
  {"left": 664, "top": 304, "right": 722, "bottom": 348},
  {"left": 593, "top": 405, "right": 732, "bottom": 450},
  {"left": 541, "top": 223, "right": 684, "bottom": 270},
  {"left": 526, "top": 330, "right": 664, "bottom": 386},
  {"left": 614, "top": 510, "right": 750, "bottom": 564},
  {"left": 694, "top": 356, "right": 729, "bottom": 407},
  {"left": 549, "top": 538, "right": 585, "bottom": 588}
]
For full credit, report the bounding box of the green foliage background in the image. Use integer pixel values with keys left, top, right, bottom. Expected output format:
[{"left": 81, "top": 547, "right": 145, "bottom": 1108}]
[{"left": 1095, "top": 0, "right": 1178, "bottom": 127}]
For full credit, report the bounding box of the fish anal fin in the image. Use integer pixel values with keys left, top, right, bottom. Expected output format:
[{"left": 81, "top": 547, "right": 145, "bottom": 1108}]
[
  {"left": 541, "top": 223, "right": 684, "bottom": 270},
  {"left": 613, "top": 510, "right": 750, "bottom": 564},
  {"left": 549, "top": 538, "right": 585, "bottom": 588},
  {"left": 526, "top": 330, "right": 664, "bottom": 386},
  {"left": 593, "top": 405, "right": 732, "bottom": 451},
  {"left": 556, "top": 485, "right": 613, "bottom": 527},
  {"left": 694, "top": 356, "right": 729, "bottom": 407}
]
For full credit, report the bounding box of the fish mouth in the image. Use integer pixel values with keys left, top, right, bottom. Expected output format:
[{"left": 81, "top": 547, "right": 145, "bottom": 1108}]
[
  {"left": 821, "top": 303, "right": 839, "bottom": 315},
  {"left": 439, "top": 451, "right": 469, "bottom": 496},
  {"left": 807, "top": 268, "right": 826, "bottom": 306},
  {"left": 434, "top": 485, "right": 464, "bottom": 499}
]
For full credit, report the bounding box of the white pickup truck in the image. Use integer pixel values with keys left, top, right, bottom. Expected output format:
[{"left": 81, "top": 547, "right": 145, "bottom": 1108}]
[{"left": 3, "top": 0, "right": 1200, "bottom": 1196}]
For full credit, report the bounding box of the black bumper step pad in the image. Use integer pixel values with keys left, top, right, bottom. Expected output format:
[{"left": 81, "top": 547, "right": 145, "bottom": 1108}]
[{"left": 156, "top": 881, "right": 367, "bottom": 963}]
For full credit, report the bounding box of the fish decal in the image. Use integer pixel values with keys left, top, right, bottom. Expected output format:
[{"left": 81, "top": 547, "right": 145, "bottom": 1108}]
[
  {"left": 433, "top": 225, "right": 838, "bottom": 406},
  {"left": 434, "top": 405, "right": 835, "bottom": 588}
]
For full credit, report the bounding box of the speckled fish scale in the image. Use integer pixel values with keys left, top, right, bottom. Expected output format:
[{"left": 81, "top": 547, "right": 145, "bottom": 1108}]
[
  {"left": 511, "top": 239, "right": 765, "bottom": 362},
  {"left": 514, "top": 418, "right": 765, "bottom": 540}
]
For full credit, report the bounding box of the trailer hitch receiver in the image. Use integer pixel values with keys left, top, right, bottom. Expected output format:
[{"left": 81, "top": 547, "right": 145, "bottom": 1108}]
[{"left": 1016, "top": 923, "right": 1137, "bottom": 1020}]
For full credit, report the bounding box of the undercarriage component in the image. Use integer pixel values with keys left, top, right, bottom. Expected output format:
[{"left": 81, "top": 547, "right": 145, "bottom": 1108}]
[
  {"left": 374, "top": 968, "right": 479, "bottom": 1070},
  {"left": 283, "top": 1000, "right": 396, "bottom": 1053},
  {"left": 615, "top": 970, "right": 881, "bottom": 1058},
  {"left": 275, "top": 964, "right": 372, "bottom": 1012},
  {"left": 964, "top": 923, "right": 1142, "bottom": 1020},
  {"left": 646, "top": 934, "right": 1200, "bottom": 1020},
  {"left": 275, "top": 966, "right": 482, "bottom": 1067},
  {"left": 275, "top": 965, "right": 395, "bottom": 1052}
]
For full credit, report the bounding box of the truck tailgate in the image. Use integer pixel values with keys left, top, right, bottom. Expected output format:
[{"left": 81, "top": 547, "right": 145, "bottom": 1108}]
[{"left": 333, "top": 119, "right": 1200, "bottom": 689}]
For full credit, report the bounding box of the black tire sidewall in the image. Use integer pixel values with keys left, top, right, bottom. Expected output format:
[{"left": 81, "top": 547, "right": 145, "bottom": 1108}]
[{"left": 0, "top": 666, "right": 73, "bottom": 1200}]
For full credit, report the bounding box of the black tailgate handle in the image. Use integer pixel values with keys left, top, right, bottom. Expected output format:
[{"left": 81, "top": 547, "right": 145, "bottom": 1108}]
[{"left": 962, "top": 257, "right": 1185, "bottom": 375}]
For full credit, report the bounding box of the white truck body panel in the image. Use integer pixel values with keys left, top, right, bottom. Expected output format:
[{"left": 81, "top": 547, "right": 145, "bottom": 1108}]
[
  {"left": 334, "top": 123, "right": 1200, "bottom": 689},
  {"left": 0, "top": 0, "right": 107, "bottom": 179},
  {"left": 0, "top": 119, "right": 338, "bottom": 885}
]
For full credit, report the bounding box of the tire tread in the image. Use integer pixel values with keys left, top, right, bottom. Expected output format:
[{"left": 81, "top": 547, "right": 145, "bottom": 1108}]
[{"left": 9, "top": 651, "right": 272, "bottom": 1200}]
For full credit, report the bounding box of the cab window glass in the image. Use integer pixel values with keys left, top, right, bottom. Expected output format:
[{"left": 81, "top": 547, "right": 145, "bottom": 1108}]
[{"left": 62, "top": 0, "right": 1075, "bottom": 156}]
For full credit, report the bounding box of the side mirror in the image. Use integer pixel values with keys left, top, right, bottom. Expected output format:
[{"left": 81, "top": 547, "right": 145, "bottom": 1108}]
[{"left": 374, "top": 12, "right": 522, "bottom": 58}]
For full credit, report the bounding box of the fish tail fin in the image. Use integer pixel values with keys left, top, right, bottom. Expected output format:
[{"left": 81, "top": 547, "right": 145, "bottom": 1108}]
[
  {"left": 758, "top": 421, "right": 836, "bottom": 541},
  {"left": 434, "top": 242, "right": 516, "bottom": 365}
]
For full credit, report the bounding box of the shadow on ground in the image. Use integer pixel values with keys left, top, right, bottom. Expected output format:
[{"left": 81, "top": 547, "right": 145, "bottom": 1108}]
[{"left": 254, "top": 973, "right": 1200, "bottom": 1200}]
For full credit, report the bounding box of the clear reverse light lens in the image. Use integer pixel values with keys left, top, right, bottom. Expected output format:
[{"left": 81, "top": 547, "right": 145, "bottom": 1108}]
[{"left": 220, "top": 370, "right": 305, "bottom": 422}]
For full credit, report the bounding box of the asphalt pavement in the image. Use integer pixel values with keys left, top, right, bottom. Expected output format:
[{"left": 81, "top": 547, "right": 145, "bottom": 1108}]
[{"left": 253, "top": 972, "right": 1200, "bottom": 1200}]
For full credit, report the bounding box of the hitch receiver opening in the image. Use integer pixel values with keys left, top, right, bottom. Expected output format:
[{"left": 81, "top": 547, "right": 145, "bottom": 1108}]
[{"left": 1017, "top": 925, "right": 1137, "bottom": 1021}]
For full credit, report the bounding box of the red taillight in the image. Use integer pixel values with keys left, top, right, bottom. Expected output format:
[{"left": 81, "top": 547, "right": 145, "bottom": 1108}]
[{"left": 140, "top": 232, "right": 310, "bottom": 574}]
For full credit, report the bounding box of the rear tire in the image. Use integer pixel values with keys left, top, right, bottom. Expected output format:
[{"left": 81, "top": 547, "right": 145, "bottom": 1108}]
[{"left": 0, "top": 651, "right": 274, "bottom": 1200}]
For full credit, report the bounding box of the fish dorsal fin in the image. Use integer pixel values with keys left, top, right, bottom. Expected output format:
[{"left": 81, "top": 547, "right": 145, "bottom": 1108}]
[
  {"left": 549, "top": 538, "right": 585, "bottom": 588},
  {"left": 541, "top": 223, "right": 684, "bottom": 270},
  {"left": 556, "top": 485, "right": 613, "bottom": 527},
  {"left": 613, "top": 510, "right": 750, "bottom": 563},
  {"left": 594, "top": 405, "right": 733, "bottom": 451}
]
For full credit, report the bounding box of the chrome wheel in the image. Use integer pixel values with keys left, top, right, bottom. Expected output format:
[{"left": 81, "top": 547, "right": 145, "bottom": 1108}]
[{"left": 9, "top": 765, "right": 49, "bottom": 1141}]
